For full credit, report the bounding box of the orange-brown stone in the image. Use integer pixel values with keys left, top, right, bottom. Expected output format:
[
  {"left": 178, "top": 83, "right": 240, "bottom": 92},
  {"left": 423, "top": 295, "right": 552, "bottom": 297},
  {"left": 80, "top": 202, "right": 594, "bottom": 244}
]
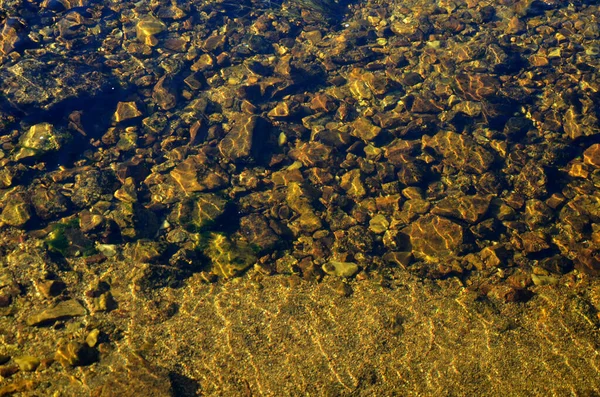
[
  {"left": 583, "top": 144, "right": 600, "bottom": 168},
  {"left": 405, "top": 214, "right": 464, "bottom": 262}
]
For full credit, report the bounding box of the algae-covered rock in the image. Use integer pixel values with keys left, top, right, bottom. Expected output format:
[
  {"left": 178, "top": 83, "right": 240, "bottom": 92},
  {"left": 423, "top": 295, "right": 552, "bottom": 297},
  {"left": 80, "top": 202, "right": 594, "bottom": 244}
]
[
  {"left": 204, "top": 233, "right": 257, "bottom": 279},
  {"left": 46, "top": 220, "right": 95, "bottom": 257},
  {"left": 15, "top": 123, "right": 70, "bottom": 161},
  {"left": 169, "top": 193, "right": 228, "bottom": 232}
]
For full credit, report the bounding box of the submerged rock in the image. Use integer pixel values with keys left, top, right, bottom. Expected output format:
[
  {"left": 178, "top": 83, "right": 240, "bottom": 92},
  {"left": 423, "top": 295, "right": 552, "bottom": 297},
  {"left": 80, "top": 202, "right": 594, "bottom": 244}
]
[
  {"left": 204, "top": 233, "right": 257, "bottom": 278},
  {"left": 218, "top": 115, "right": 270, "bottom": 163},
  {"left": 26, "top": 299, "right": 87, "bottom": 326},
  {"left": 15, "top": 123, "right": 70, "bottom": 161},
  {"left": 404, "top": 214, "right": 465, "bottom": 262}
]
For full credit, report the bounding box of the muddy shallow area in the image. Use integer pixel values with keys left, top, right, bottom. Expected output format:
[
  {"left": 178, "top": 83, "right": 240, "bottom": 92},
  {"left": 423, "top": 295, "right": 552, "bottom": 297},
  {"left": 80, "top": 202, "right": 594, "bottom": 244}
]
[{"left": 1, "top": 0, "right": 599, "bottom": 395}]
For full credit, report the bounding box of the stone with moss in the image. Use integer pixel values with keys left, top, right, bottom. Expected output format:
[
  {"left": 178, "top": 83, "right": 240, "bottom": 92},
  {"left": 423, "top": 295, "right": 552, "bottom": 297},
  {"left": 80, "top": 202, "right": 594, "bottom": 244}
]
[{"left": 204, "top": 233, "right": 257, "bottom": 279}]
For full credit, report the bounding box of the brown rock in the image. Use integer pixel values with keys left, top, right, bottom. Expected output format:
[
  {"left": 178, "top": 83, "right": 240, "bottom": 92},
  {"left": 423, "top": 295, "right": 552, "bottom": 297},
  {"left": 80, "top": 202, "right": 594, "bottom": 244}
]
[
  {"left": 152, "top": 76, "right": 177, "bottom": 111},
  {"left": 505, "top": 15, "right": 526, "bottom": 34},
  {"left": 362, "top": 72, "right": 392, "bottom": 96},
  {"left": 514, "top": 161, "right": 547, "bottom": 198},
  {"left": 454, "top": 74, "right": 499, "bottom": 101},
  {"left": 202, "top": 34, "right": 226, "bottom": 53},
  {"left": 431, "top": 194, "right": 493, "bottom": 224},
  {"left": 136, "top": 16, "right": 166, "bottom": 46},
  {"left": 56, "top": 342, "right": 98, "bottom": 367},
  {"left": 572, "top": 247, "right": 600, "bottom": 276},
  {"left": 0, "top": 192, "right": 31, "bottom": 227},
  {"left": 340, "top": 169, "right": 366, "bottom": 199},
  {"left": 382, "top": 251, "right": 413, "bottom": 268},
  {"left": 0, "top": 18, "right": 22, "bottom": 55},
  {"left": 267, "top": 101, "right": 299, "bottom": 119},
  {"left": 529, "top": 55, "right": 549, "bottom": 67},
  {"left": 170, "top": 155, "right": 228, "bottom": 193},
  {"left": 452, "top": 101, "right": 482, "bottom": 117},
  {"left": 218, "top": 115, "right": 268, "bottom": 162},
  {"left": 399, "top": 199, "right": 431, "bottom": 223},
  {"left": 583, "top": 144, "right": 600, "bottom": 168},
  {"left": 405, "top": 214, "right": 464, "bottom": 261},
  {"left": 351, "top": 117, "right": 381, "bottom": 141},
  {"left": 524, "top": 199, "right": 553, "bottom": 228},
  {"left": 517, "top": 232, "right": 550, "bottom": 254},
  {"left": 348, "top": 79, "right": 372, "bottom": 100},
  {"left": 289, "top": 141, "right": 331, "bottom": 167},
  {"left": 239, "top": 214, "right": 279, "bottom": 252},
  {"left": 397, "top": 159, "right": 427, "bottom": 186},
  {"left": 169, "top": 193, "right": 228, "bottom": 231},
  {"left": 384, "top": 139, "right": 419, "bottom": 165},
  {"left": 26, "top": 299, "right": 86, "bottom": 326},
  {"left": 409, "top": 95, "right": 444, "bottom": 113},
  {"left": 191, "top": 54, "right": 215, "bottom": 72},
  {"left": 310, "top": 93, "right": 337, "bottom": 112},
  {"left": 424, "top": 131, "right": 494, "bottom": 174},
  {"left": 567, "top": 162, "right": 589, "bottom": 179},
  {"left": 94, "top": 354, "right": 173, "bottom": 396},
  {"left": 479, "top": 245, "right": 511, "bottom": 269}
]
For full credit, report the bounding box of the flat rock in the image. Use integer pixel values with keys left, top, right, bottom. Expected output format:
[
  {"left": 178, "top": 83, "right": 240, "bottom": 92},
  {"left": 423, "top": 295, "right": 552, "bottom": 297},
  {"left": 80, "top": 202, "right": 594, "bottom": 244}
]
[
  {"left": 218, "top": 115, "right": 268, "bottom": 163},
  {"left": 239, "top": 214, "right": 279, "bottom": 252},
  {"left": 454, "top": 73, "right": 499, "bottom": 101},
  {"left": 94, "top": 354, "right": 173, "bottom": 397},
  {"left": 26, "top": 299, "right": 86, "bottom": 326},
  {"left": 170, "top": 155, "right": 228, "bottom": 193},
  {"left": 0, "top": 56, "right": 112, "bottom": 111},
  {"left": 169, "top": 193, "right": 228, "bottom": 231},
  {"left": 424, "top": 131, "right": 494, "bottom": 174},
  {"left": 405, "top": 214, "right": 464, "bottom": 262},
  {"left": 322, "top": 261, "right": 359, "bottom": 278},
  {"left": 583, "top": 144, "right": 600, "bottom": 168},
  {"left": 351, "top": 117, "right": 381, "bottom": 141},
  {"left": 431, "top": 194, "right": 493, "bottom": 224}
]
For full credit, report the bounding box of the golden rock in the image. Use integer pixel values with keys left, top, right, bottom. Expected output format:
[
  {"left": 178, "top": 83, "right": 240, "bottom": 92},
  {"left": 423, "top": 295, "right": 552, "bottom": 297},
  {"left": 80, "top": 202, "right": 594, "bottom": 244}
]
[
  {"left": 369, "top": 214, "right": 389, "bottom": 234},
  {"left": 114, "top": 102, "right": 142, "bottom": 123},
  {"left": 567, "top": 162, "right": 589, "bottom": 179},
  {"left": 583, "top": 144, "right": 600, "bottom": 168},
  {"left": 267, "top": 101, "right": 292, "bottom": 119},
  {"left": 322, "top": 261, "right": 359, "bottom": 278},
  {"left": 405, "top": 214, "right": 464, "bottom": 262},
  {"left": 114, "top": 177, "right": 138, "bottom": 203},
  {"left": 0, "top": 193, "right": 31, "bottom": 227},
  {"left": 348, "top": 79, "right": 372, "bottom": 100},
  {"left": 56, "top": 341, "right": 98, "bottom": 367},
  {"left": 340, "top": 169, "right": 366, "bottom": 198},
  {"left": 351, "top": 117, "right": 381, "bottom": 141},
  {"left": 191, "top": 54, "right": 215, "bottom": 72},
  {"left": 136, "top": 16, "right": 166, "bottom": 46}
]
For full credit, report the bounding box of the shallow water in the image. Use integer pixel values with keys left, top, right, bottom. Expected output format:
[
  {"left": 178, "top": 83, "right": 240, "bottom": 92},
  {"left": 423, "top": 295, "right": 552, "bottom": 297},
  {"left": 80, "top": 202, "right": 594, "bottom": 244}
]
[{"left": 0, "top": 0, "right": 599, "bottom": 395}]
